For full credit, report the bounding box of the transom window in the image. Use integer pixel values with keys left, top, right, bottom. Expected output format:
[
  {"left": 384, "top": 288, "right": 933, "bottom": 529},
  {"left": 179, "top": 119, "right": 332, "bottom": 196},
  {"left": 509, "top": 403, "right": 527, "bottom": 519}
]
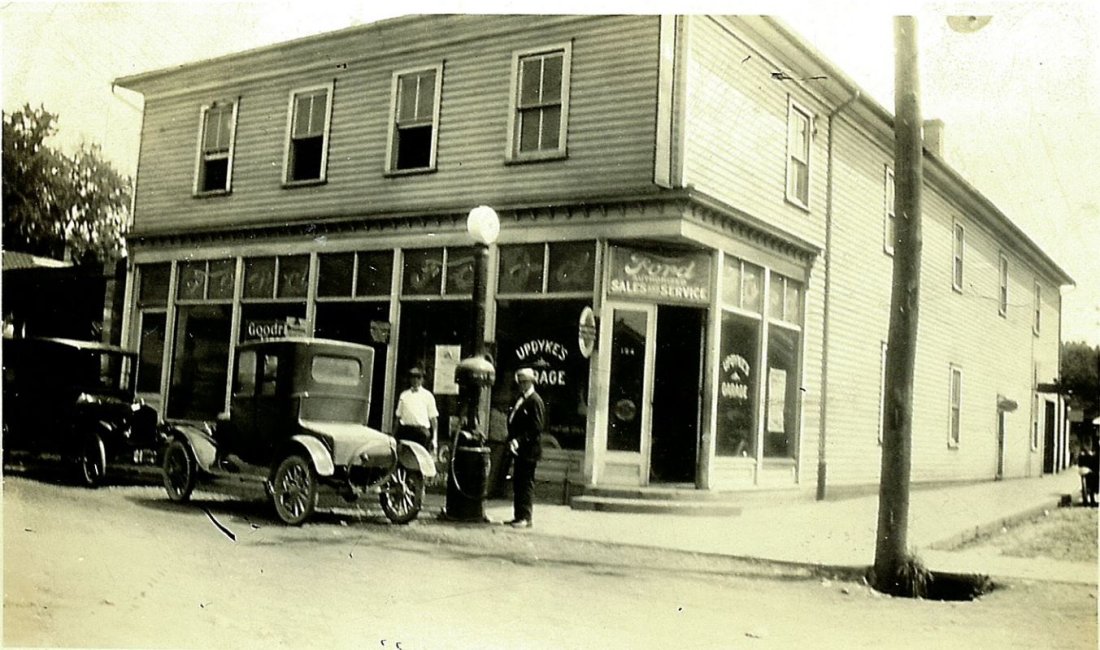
[
  {"left": 176, "top": 259, "right": 236, "bottom": 301},
  {"left": 243, "top": 255, "right": 309, "bottom": 300},
  {"left": 507, "top": 43, "right": 572, "bottom": 160},
  {"left": 195, "top": 101, "right": 237, "bottom": 195},
  {"left": 387, "top": 65, "right": 442, "bottom": 173},
  {"left": 767, "top": 273, "right": 803, "bottom": 325},
  {"left": 284, "top": 83, "right": 333, "bottom": 184},
  {"left": 786, "top": 96, "right": 812, "bottom": 209},
  {"left": 497, "top": 241, "right": 595, "bottom": 295},
  {"left": 317, "top": 250, "right": 394, "bottom": 298},
  {"left": 401, "top": 247, "right": 480, "bottom": 297},
  {"left": 721, "top": 256, "right": 764, "bottom": 314}
]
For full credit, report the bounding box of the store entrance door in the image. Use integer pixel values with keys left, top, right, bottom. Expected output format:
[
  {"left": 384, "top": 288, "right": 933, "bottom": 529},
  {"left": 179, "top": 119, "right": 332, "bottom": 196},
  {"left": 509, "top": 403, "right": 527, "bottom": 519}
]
[
  {"left": 649, "top": 305, "right": 704, "bottom": 484},
  {"left": 598, "top": 302, "right": 655, "bottom": 486}
]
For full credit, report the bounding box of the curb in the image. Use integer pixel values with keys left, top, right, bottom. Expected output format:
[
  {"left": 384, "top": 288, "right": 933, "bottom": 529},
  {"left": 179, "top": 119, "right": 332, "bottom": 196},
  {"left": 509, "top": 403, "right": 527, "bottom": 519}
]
[{"left": 927, "top": 496, "right": 1069, "bottom": 551}]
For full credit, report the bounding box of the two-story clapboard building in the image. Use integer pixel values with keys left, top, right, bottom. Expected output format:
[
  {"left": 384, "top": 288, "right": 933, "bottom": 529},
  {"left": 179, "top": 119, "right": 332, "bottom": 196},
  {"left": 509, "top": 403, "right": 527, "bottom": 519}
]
[{"left": 114, "top": 15, "right": 1072, "bottom": 503}]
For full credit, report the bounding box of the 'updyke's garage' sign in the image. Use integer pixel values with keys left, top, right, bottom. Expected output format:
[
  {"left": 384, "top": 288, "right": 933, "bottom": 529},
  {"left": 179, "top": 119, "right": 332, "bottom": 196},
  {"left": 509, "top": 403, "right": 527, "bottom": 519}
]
[{"left": 608, "top": 246, "right": 711, "bottom": 305}]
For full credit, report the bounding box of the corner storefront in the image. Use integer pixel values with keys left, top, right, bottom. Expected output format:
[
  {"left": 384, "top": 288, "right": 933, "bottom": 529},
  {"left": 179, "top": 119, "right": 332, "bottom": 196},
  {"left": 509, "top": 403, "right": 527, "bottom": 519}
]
[{"left": 123, "top": 199, "right": 817, "bottom": 493}]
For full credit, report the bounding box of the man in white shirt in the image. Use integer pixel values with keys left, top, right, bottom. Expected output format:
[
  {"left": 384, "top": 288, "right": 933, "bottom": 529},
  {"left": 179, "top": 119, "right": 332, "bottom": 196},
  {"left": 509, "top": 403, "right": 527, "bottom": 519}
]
[{"left": 394, "top": 367, "right": 438, "bottom": 451}]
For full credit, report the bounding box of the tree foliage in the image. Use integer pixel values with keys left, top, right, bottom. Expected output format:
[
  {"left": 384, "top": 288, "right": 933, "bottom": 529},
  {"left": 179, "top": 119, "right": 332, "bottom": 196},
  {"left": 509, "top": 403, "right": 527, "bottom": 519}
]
[
  {"left": 1061, "top": 341, "right": 1099, "bottom": 419},
  {"left": 2, "top": 103, "right": 131, "bottom": 266}
]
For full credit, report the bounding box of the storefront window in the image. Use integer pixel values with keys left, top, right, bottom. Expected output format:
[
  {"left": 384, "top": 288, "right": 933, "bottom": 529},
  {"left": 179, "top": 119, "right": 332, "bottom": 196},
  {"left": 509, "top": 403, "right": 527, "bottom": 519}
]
[
  {"left": 137, "top": 264, "right": 171, "bottom": 394},
  {"left": 137, "top": 312, "right": 166, "bottom": 393},
  {"left": 314, "top": 301, "right": 390, "bottom": 428},
  {"left": 495, "top": 299, "right": 590, "bottom": 450},
  {"left": 716, "top": 311, "right": 760, "bottom": 457},
  {"left": 395, "top": 301, "right": 471, "bottom": 445},
  {"left": 168, "top": 304, "right": 231, "bottom": 420},
  {"left": 764, "top": 325, "right": 800, "bottom": 458}
]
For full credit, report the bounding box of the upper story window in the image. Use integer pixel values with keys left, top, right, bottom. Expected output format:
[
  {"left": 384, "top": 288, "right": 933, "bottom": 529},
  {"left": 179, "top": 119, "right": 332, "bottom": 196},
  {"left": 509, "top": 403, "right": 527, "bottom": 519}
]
[
  {"left": 998, "top": 252, "right": 1009, "bottom": 317},
  {"left": 948, "top": 364, "right": 962, "bottom": 447},
  {"left": 1033, "top": 280, "right": 1042, "bottom": 334},
  {"left": 194, "top": 101, "right": 238, "bottom": 195},
  {"left": 883, "top": 166, "right": 895, "bottom": 255},
  {"left": 506, "top": 42, "right": 572, "bottom": 161},
  {"left": 386, "top": 64, "right": 443, "bottom": 174},
  {"left": 952, "top": 221, "right": 965, "bottom": 292},
  {"left": 785, "top": 96, "right": 812, "bottom": 210},
  {"left": 283, "top": 83, "right": 334, "bottom": 185}
]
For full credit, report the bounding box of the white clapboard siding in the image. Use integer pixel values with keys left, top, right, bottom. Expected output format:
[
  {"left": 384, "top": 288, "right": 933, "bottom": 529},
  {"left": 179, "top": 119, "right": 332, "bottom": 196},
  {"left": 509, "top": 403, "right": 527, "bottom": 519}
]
[
  {"left": 680, "top": 16, "right": 829, "bottom": 249},
  {"left": 131, "top": 15, "right": 661, "bottom": 235},
  {"left": 823, "top": 115, "right": 1062, "bottom": 487}
]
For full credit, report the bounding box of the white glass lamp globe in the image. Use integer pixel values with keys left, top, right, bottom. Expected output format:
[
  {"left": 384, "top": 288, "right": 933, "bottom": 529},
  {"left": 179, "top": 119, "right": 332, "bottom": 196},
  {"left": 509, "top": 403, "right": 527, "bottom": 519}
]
[{"left": 466, "top": 205, "right": 500, "bottom": 245}]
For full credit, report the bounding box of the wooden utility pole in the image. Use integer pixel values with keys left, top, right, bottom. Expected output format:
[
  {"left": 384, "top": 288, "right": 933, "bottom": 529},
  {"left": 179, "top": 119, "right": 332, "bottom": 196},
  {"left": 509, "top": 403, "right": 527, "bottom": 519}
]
[{"left": 873, "top": 15, "right": 923, "bottom": 594}]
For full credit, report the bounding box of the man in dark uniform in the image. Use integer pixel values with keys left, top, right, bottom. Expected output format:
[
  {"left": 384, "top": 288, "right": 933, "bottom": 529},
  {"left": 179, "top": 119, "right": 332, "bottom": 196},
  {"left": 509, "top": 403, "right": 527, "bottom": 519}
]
[{"left": 505, "top": 367, "right": 545, "bottom": 528}]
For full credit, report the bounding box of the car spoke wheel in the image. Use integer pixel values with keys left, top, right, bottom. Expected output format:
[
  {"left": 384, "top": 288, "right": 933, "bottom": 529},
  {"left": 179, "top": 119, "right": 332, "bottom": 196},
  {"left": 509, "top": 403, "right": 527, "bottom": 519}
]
[
  {"left": 271, "top": 455, "right": 317, "bottom": 526},
  {"left": 78, "top": 434, "right": 107, "bottom": 488},
  {"left": 163, "top": 439, "right": 196, "bottom": 503},
  {"left": 379, "top": 465, "right": 424, "bottom": 525}
]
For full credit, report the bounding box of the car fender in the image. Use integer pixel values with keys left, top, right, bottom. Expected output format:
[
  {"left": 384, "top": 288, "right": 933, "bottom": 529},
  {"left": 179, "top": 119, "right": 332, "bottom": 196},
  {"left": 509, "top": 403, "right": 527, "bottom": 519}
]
[
  {"left": 166, "top": 423, "right": 218, "bottom": 473},
  {"left": 397, "top": 440, "right": 438, "bottom": 478},
  {"left": 289, "top": 434, "right": 336, "bottom": 477}
]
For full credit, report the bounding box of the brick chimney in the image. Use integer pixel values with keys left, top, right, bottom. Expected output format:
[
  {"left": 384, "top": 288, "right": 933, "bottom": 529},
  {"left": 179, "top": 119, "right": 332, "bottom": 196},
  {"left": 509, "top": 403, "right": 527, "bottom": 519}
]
[{"left": 923, "top": 119, "right": 945, "bottom": 157}]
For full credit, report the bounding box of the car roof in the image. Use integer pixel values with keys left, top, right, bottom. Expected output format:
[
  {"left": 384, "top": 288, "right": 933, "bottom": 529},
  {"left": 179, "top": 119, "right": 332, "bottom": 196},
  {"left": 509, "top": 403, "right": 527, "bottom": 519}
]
[
  {"left": 236, "top": 337, "right": 373, "bottom": 354},
  {"left": 4, "top": 337, "right": 135, "bottom": 355}
]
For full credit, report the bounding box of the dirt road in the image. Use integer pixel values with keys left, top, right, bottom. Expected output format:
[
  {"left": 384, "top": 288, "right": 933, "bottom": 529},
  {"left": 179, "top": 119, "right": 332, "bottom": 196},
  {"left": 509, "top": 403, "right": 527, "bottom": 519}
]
[{"left": 4, "top": 474, "right": 1097, "bottom": 649}]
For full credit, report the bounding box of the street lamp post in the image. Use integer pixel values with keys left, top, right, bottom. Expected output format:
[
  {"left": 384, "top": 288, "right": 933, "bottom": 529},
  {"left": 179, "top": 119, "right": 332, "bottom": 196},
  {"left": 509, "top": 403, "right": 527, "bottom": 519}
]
[{"left": 445, "top": 205, "right": 499, "bottom": 522}]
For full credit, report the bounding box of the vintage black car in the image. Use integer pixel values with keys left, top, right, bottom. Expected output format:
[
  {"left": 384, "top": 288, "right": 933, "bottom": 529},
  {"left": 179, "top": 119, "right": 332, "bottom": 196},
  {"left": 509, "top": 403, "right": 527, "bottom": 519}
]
[
  {"left": 2, "top": 336, "right": 162, "bottom": 486},
  {"left": 161, "top": 338, "right": 436, "bottom": 525}
]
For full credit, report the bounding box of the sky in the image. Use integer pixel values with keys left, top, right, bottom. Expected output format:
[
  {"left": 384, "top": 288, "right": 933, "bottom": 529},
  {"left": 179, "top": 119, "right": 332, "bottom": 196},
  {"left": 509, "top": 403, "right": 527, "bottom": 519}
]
[{"left": 2, "top": 1, "right": 1098, "bottom": 346}]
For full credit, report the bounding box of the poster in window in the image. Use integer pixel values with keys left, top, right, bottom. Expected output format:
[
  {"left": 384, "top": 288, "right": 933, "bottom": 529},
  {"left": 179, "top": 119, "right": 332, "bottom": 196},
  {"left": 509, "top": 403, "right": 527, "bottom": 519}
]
[
  {"left": 433, "top": 344, "right": 461, "bottom": 395},
  {"left": 767, "top": 367, "right": 788, "bottom": 432}
]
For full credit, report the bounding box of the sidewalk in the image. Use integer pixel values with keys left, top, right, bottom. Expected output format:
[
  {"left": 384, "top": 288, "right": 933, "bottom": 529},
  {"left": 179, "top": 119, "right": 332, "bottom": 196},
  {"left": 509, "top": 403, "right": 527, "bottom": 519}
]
[{"left": 447, "top": 471, "right": 1094, "bottom": 585}]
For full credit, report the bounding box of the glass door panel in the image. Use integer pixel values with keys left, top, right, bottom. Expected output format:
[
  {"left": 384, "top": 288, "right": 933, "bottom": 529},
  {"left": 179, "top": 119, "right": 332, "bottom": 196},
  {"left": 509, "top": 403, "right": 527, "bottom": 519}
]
[{"left": 607, "top": 309, "right": 648, "bottom": 452}]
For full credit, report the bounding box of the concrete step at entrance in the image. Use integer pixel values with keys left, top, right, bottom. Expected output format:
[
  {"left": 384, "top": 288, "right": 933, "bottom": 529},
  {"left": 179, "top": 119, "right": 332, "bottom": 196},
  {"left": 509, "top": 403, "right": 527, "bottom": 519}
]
[{"left": 570, "top": 495, "right": 743, "bottom": 516}]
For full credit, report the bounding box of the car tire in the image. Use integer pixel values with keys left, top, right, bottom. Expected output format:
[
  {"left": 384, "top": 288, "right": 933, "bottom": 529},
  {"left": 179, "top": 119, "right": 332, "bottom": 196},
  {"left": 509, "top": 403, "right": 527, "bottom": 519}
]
[
  {"left": 163, "top": 439, "right": 196, "bottom": 503},
  {"left": 78, "top": 433, "right": 107, "bottom": 488},
  {"left": 379, "top": 465, "right": 424, "bottom": 525},
  {"left": 270, "top": 454, "right": 318, "bottom": 526}
]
